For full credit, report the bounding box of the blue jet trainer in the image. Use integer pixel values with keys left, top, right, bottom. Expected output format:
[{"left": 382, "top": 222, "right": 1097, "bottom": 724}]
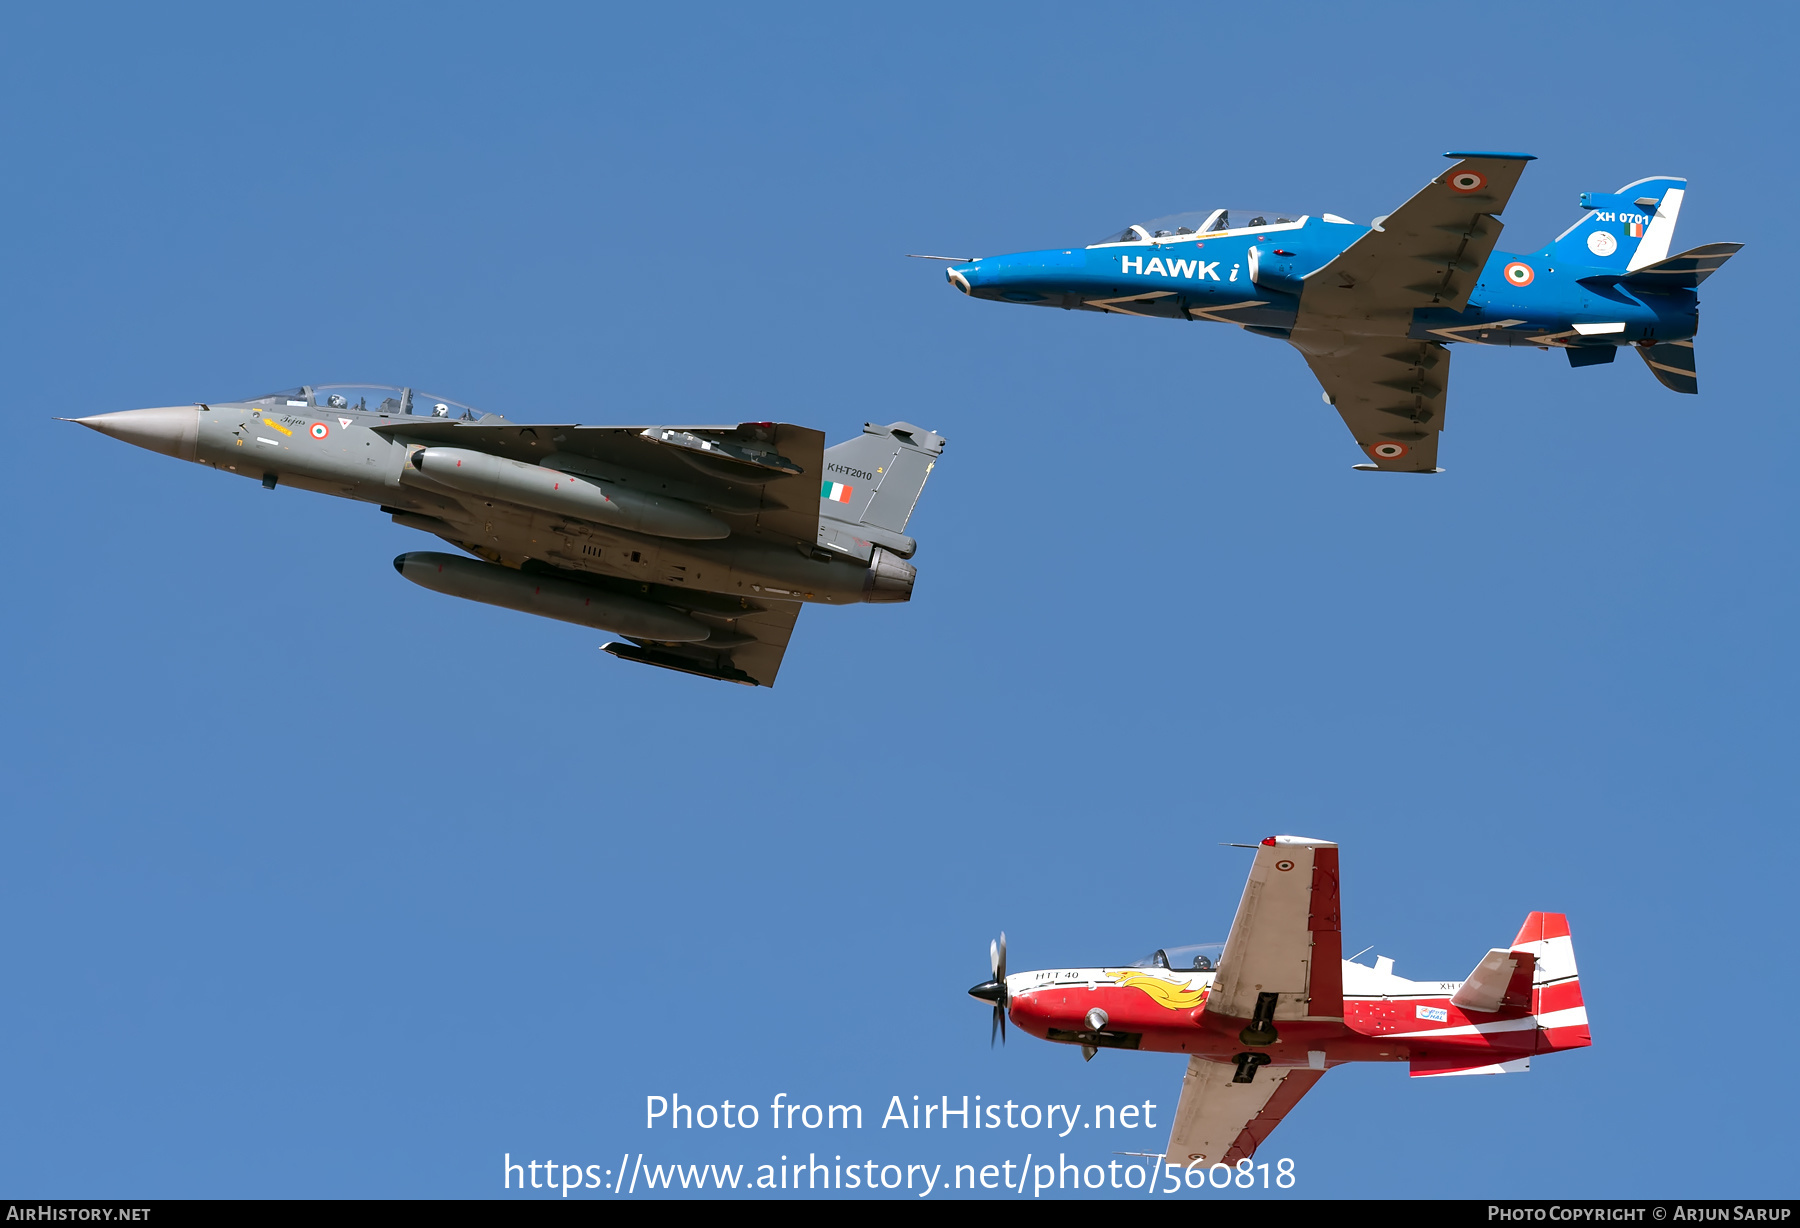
[{"left": 931, "top": 154, "right": 1741, "bottom": 473}]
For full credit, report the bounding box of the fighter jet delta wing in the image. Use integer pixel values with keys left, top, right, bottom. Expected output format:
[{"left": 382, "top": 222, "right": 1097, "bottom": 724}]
[
  {"left": 1165, "top": 837, "right": 1343, "bottom": 1167},
  {"left": 602, "top": 597, "right": 801, "bottom": 687},
  {"left": 375, "top": 419, "right": 827, "bottom": 686},
  {"left": 371, "top": 418, "right": 826, "bottom": 550},
  {"left": 1291, "top": 153, "right": 1533, "bottom": 472}
]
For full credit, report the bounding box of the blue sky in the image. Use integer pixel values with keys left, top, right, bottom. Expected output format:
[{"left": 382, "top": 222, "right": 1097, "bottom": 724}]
[{"left": 2, "top": 2, "right": 1793, "bottom": 1200}]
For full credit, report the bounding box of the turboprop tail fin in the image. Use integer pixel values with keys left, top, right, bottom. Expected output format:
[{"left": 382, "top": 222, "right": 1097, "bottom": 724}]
[
  {"left": 1410, "top": 911, "right": 1589, "bottom": 1078},
  {"left": 1512, "top": 911, "right": 1591, "bottom": 1052},
  {"left": 1548, "top": 176, "right": 1685, "bottom": 271}
]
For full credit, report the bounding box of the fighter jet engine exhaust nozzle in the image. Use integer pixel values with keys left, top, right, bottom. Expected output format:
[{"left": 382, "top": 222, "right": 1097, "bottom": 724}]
[
  {"left": 862, "top": 548, "right": 915, "bottom": 603},
  {"left": 967, "top": 932, "right": 1009, "bottom": 1046}
]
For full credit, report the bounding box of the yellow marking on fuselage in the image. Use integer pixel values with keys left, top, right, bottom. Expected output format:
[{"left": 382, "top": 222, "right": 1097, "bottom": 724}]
[
  {"left": 262, "top": 418, "right": 293, "bottom": 436},
  {"left": 1106, "top": 969, "right": 1208, "bottom": 1010}
]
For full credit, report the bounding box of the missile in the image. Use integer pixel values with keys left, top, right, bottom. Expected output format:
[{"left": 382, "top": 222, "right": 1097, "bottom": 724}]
[
  {"left": 407, "top": 446, "right": 729, "bottom": 540},
  {"left": 394, "top": 552, "right": 712, "bottom": 641}
]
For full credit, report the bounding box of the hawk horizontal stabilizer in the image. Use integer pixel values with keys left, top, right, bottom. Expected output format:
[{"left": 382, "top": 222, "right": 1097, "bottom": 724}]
[{"left": 1619, "top": 241, "right": 1744, "bottom": 290}]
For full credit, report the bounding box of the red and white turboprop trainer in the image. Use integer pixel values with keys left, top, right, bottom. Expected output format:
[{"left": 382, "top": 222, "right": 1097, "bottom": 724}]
[{"left": 967, "top": 836, "right": 1591, "bottom": 1167}]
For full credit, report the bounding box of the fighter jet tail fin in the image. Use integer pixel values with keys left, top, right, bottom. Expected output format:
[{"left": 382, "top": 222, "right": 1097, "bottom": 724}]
[
  {"left": 1548, "top": 176, "right": 1685, "bottom": 271},
  {"left": 815, "top": 422, "right": 945, "bottom": 559}
]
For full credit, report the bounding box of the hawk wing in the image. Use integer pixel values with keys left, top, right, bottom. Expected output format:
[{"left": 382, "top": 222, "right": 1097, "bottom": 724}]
[
  {"left": 1299, "top": 339, "right": 1451, "bottom": 473},
  {"left": 1290, "top": 154, "right": 1530, "bottom": 470},
  {"left": 1300, "top": 153, "right": 1533, "bottom": 325},
  {"left": 1164, "top": 1058, "right": 1327, "bottom": 1167},
  {"left": 1204, "top": 836, "right": 1343, "bottom": 1025}
]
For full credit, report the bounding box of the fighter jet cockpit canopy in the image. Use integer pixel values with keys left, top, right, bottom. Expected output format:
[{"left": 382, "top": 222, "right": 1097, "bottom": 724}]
[
  {"left": 1131, "top": 943, "right": 1224, "bottom": 973},
  {"left": 1092, "top": 209, "right": 1303, "bottom": 245},
  {"left": 238, "top": 384, "right": 505, "bottom": 422}
]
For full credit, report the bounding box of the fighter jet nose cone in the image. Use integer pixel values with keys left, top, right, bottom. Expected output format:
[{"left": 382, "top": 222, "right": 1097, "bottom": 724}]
[{"left": 73, "top": 406, "right": 199, "bottom": 462}]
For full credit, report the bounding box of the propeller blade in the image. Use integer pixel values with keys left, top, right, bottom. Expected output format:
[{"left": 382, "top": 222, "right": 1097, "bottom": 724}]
[{"left": 982, "top": 932, "right": 1011, "bottom": 1048}]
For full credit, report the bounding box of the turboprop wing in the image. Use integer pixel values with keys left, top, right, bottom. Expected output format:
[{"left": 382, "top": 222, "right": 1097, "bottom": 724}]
[
  {"left": 1291, "top": 153, "right": 1533, "bottom": 472},
  {"left": 1164, "top": 1057, "right": 1325, "bottom": 1169},
  {"left": 1165, "top": 836, "right": 1343, "bottom": 1166},
  {"left": 1204, "top": 836, "right": 1344, "bottom": 1026}
]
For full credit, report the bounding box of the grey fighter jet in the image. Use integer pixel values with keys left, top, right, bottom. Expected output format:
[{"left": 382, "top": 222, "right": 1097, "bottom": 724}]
[{"left": 71, "top": 384, "right": 944, "bottom": 686}]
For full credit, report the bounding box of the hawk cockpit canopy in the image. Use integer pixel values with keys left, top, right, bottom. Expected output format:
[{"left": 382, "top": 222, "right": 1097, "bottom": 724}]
[{"left": 1092, "top": 209, "right": 1303, "bottom": 245}]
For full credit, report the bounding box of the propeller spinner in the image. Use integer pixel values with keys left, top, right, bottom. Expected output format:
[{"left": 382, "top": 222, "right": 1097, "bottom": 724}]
[{"left": 967, "top": 932, "right": 1008, "bottom": 1045}]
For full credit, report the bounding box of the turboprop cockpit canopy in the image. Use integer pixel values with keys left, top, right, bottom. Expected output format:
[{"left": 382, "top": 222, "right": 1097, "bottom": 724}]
[
  {"left": 1131, "top": 942, "right": 1224, "bottom": 972},
  {"left": 1092, "top": 209, "right": 1303, "bottom": 245}
]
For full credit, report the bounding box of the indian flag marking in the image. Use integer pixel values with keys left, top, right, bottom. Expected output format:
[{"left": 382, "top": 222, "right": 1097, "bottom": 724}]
[
  {"left": 822, "top": 481, "right": 853, "bottom": 503},
  {"left": 1627, "top": 221, "right": 1645, "bottom": 238}
]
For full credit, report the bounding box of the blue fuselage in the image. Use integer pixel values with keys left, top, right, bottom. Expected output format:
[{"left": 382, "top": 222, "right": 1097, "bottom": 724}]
[{"left": 949, "top": 217, "right": 1697, "bottom": 349}]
